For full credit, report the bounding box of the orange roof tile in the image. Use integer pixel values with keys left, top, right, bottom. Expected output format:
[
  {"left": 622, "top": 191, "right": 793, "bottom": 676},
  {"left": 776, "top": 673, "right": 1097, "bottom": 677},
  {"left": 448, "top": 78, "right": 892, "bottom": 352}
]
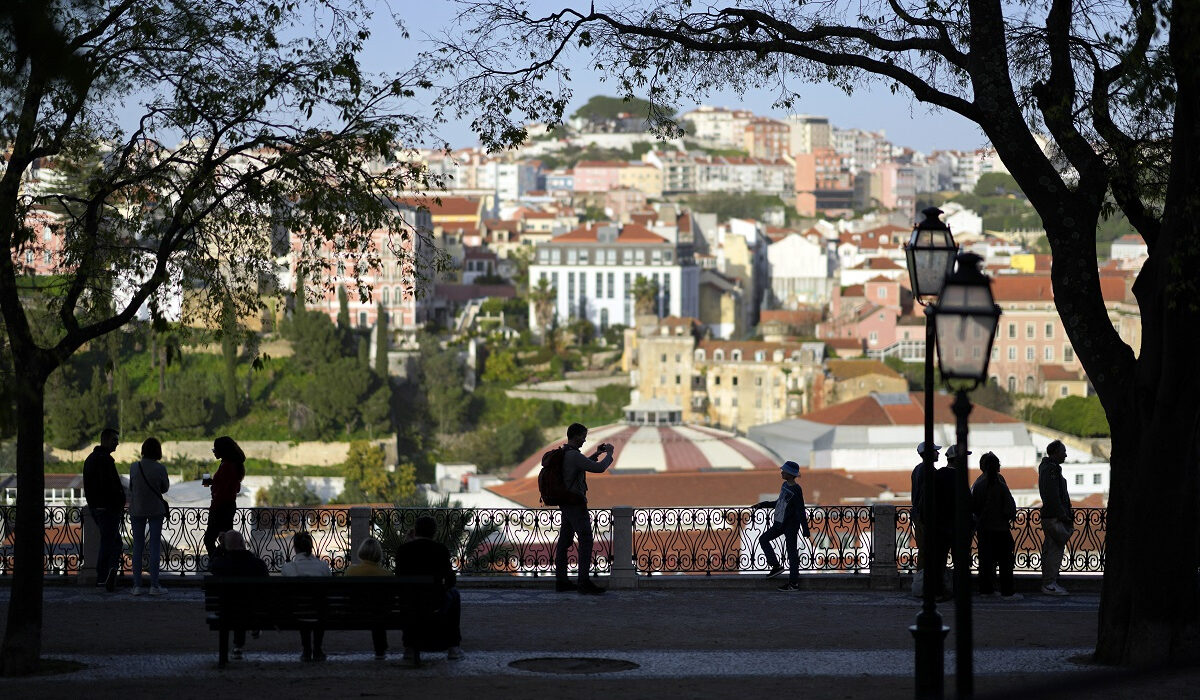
[
  {"left": 553, "top": 222, "right": 668, "bottom": 244},
  {"left": 801, "top": 392, "right": 1019, "bottom": 426},
  {"left": 826, "top": 360, "right": 902, "bottom": 381}
]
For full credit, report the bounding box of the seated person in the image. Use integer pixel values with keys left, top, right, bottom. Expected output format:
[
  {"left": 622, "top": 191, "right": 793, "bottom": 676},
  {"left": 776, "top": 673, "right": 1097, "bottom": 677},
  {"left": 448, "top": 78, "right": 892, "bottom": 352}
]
[
  {"left": 346, "top": 537, "right": 393, "bottom": 659},
  {"left": 209, "top": 530, "right": 268, "bottom": 660},
  {"left": 394, "top": 516, "right": 462, "bottom": 661},
  {"left": 281, "top": 531, "right": 331, "bottom": 662}
]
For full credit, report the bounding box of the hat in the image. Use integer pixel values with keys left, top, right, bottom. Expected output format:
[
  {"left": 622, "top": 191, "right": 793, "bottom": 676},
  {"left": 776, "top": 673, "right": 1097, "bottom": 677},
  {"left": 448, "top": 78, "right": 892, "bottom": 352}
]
[
  {"left": 780, "top": 461, "right": 800, "bottom": 477},
  {"left": 945, "top": 445, "right": 972, "bottom": 459},
  {"left": 916, "top": 441, "right": 942, "bottom": 455}
]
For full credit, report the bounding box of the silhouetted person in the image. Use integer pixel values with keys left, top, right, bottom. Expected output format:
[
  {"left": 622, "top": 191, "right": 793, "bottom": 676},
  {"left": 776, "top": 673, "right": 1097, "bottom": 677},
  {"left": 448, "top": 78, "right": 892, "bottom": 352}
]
[
  {"left": 929, "top": 444, "right": 971, "bottom": 600},
  {"left": 972, "top": 451, "right": 1020, "bottom": 599},
  {"left": 394, "top": 515, "right": 462, "bottom": 662},
  {"left": 203, "top": 435, "right": 245, "bottom": 559},
  {"left": 210, "top": 530, "right": 268, "bottom": 660},
  {"left": 346, "top": 537, "right": 392, "bottom": 659},
  {"left": 1039, "top": 440, "right": 1073, "bottom": 596},
  {"left": 84, "top": 428, "right": 124, "bottom": 592},
  {"left": 910, "top": 441, "right": 941, "bottom": 592},
  {"left": 129, "top": 436, "right": 170, "bottom": 596},
  {"left": 753, "top": 460, "right": 811, "bottom": 592},
  {"left": 281, "top": 530, "right": 331, "bottom": 661},
  {"left": 554, "top": 422, "right": 613, "bottom": 595}
]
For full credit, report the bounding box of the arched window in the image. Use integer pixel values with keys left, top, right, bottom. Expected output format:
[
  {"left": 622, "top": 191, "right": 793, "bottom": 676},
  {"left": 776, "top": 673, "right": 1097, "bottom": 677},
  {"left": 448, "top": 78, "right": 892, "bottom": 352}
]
[
  {"left": 773, "top": 350, "right": 784, "bottom": 362},
  {"left": 1025, "top": 376, "right": 1036, "bottom": 393},
  {"left": 714, "top": 349, "right": 725, "bottom": 361},
  {"left": 382, "top": 288, "right": 390, "bottom": 305},
  {"left": 1007, "top": 376, "right": 1017, "bottom": 393},
  {"left": 731, "top": 349, "right": 742, "bottom": 362},
  {"left": 694, "top": 349, "right": 705, "bottom": 361}
]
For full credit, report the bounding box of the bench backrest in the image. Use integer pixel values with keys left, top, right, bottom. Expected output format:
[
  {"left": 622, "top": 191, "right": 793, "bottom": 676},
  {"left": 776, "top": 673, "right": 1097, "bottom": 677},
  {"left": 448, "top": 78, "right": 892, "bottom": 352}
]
[{"left": 203, "top": 575, "right": 444, "bottom": 629}]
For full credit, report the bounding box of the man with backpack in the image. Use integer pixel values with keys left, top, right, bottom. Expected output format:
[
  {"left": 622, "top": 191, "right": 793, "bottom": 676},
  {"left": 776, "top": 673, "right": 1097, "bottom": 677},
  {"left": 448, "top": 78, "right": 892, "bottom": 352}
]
[{"left": 550, "top": 422, "right": 613, "bottom": 595}]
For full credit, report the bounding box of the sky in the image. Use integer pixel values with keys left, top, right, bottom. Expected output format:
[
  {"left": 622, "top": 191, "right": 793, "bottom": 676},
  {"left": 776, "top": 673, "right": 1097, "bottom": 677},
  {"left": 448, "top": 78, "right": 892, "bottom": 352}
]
[{"left": 366, "top": 1, "right": 991, "bottom": 154}]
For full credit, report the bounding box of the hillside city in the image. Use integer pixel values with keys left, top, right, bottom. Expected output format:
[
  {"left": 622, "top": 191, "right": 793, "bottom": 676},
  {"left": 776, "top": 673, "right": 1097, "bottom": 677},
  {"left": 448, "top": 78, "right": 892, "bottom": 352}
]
[{"left": 3, "top": 96, "right": 1137, "bottom": 513}]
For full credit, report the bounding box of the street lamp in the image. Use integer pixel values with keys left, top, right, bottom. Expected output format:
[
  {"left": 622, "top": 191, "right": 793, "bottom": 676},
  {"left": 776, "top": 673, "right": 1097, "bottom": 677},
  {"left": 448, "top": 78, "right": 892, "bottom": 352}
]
[
  {"left": 904, "top": 206, "right": 957, "bottom": 700},
  {"left": 933, "top": 252, "right": 1002, "bottom": 700}
]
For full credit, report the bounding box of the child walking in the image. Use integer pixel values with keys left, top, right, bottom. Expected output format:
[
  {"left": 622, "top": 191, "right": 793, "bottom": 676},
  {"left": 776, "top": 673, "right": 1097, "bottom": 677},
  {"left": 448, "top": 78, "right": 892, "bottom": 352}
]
[{"left": 753, "top": 461, "right": 811, "bottom": 591}]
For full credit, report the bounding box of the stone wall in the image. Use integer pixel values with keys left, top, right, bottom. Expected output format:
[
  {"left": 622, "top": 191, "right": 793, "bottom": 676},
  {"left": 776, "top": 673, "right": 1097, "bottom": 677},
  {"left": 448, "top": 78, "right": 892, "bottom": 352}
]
[{"left": 47, "top": 437, "right": 394, "bottom": 467}]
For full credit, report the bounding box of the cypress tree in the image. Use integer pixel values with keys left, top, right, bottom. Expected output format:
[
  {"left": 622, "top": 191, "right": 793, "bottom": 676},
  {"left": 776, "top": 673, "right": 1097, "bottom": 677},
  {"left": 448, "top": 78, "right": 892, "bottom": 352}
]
[
  {"left": 374, "top": 302, "right": 389, "bottom": 378},
  {"left": 337, "top": 285, "right": 350, "bottom": 330}
]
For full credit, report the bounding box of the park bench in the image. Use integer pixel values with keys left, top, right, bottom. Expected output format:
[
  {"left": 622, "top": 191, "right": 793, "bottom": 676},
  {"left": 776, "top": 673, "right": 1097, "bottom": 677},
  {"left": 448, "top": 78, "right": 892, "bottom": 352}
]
[{"left": 203, "top": 575, "right": 446, "bottom": 668}]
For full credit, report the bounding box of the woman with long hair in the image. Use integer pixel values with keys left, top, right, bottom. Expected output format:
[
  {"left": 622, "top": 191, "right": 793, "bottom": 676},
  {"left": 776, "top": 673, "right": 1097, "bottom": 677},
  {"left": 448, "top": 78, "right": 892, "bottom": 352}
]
[
  {"left": 971, "top": 451, "right": 1021, "bottom": 599},
  {"left": 130, "top": 437, "right": 170, "bottom": 595},
  {"left": 203, "top": 435, "right": 246, "bottom": 559}
]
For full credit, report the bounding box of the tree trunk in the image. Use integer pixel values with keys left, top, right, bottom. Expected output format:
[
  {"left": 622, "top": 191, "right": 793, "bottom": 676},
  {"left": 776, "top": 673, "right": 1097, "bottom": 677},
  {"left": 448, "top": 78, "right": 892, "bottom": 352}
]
[{"left": 1, "top": 372, "right": 47, "bottom": 676}]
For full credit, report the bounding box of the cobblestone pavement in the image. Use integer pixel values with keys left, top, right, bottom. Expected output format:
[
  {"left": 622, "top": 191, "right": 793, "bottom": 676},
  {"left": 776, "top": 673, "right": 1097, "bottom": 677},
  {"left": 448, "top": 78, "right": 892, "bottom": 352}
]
[{"left": 1, "top": 582, "right": 1196, "bottom": 699}]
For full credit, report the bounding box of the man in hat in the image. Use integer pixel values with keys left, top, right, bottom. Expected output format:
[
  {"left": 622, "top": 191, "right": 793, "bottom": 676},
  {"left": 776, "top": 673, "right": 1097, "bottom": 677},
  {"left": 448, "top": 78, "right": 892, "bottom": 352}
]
[
  {"left": 910, "top": 441, "right": 941, "bottom": 579},
  {"left": 753, "top": 461, "right": 811, "bottom": 592}
]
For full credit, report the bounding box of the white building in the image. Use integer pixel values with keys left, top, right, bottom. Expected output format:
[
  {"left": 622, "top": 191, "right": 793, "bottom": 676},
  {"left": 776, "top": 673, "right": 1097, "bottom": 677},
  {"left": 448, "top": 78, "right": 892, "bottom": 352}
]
[
  {"left": 767, "top": 233, "right": 836, "bottom": 308},
  {"left": 680, "top": 106, "right": 756, "bottom": 150},
  {"left": 784, "top": 114, "right": 832, "bottom": 155},
  {"left": 529, "top": 222, "right": 700, "bottom": 330}
]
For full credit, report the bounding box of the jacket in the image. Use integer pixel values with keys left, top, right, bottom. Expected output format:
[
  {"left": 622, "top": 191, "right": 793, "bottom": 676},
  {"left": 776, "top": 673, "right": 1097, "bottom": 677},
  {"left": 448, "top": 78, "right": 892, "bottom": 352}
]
[
  {"left": 971, "top": 473, "right": 1016, "bottom": 532},
  {"left": 346, "top": 560, "right": 392, "bottom": 577},
  {"left": 755, "top": 482, "right": 811, "bottom": 537},
  {"left": 209, "top": 460, "right": 243, "bottom": 507},
  {"left": 394, "top": 537, "right": 456, "bottom": 590},
  {"left": 561, "top": 445, "right": 613, "bottom": 497},
  {"left": 210, "top": 549, "right": 269, "bottom": 578},
  {"left": 83, "top": 447, "right": 125, "bottom": 511},
  {"left": 281, "top": 552, "right": 332, "bottom": 577},
  {"left": 129, "top": 459, "right": 170, "bottom": 518},
  {"left": 1038, "top": 457, "right": 1073, "bottom": 522}
]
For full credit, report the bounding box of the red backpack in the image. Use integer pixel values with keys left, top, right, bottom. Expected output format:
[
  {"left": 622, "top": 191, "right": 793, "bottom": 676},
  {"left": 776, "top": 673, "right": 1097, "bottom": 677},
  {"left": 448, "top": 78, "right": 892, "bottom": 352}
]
[{"left": 538, "top": 445, "right": 583, "bottom": 507}]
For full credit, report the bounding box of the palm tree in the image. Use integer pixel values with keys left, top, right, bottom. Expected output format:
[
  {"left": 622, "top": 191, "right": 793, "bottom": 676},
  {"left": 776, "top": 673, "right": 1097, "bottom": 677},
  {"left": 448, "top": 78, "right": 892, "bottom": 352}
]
[
  {"left": 373, "top": 494, "right": 511, "bottom": 573},
  {"left": 631, "top": 275, "right": 659, "bottom": 317}
]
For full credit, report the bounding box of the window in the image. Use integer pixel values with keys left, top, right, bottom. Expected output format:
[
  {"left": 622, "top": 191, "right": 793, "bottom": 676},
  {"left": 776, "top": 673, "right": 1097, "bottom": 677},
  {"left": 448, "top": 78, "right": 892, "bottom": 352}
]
[
  {"left": 634, "top": 250, "right": 645, "bottom": 264},
  {"left": 675, "top": 354, "right": 681, "bottom": 362},
  {"left": 868, "top": 331, "right": 878, "bottom": 342},
  {"left": 715, "top": 376, "right": 721, "bottom": 385},
  {"left": 1045, "top": 346, "right": 1054, "bottom": 361},
  {"left": 732, "top": 377, "right": 739, "bottom": 386},
  {"left": 731, "top": 350, "right": 742, "bottom": 361},
  {"left": 755, "top": 351, "right": 766, "bottom": 362},
  {"left": 596, "top": 272, "right": 603, "bottom": 298},
  {"left": 1045, "top": 323, "right": 1054, "bottom": 338},
  {"left": 1064, "top": 345, "right": 1074, "bottom": 362},
  {"left": 1075, "top": 474, "right": 1084, "bottom": 485},
  {"left": 1008, "top": 347, "right": 1016, "bottom": 360},
  {"left": 1026, "top": 347, "right": 1035, "bottom": 361},
  {"left": 1026, "top": 323, "right": 1035, "bottom": 339},
  {"left": 755, "top": 377, "right": 763, "bottom": 386},
  {"left": 1007, "top": 323, "right": 1016, "bottom": 339},
  {"left": 714, "top": 350, "right": 724, "bottom": 361},
  {"left": 714, "top": 397, "right": 721, "bottom": 406},
  {"left": 695, "top": 350, "right": 705, "bottom": 361},
  {"left": 622, "top": 249, "right": 632, "bottom": 264},
  {"left": 731, "top": 397, "right": 738, "bottom": 407},
  {"left": 991, "top": 346, "right": 999, "bottom": 359},
  {"left": 651, "top": 250, "right": 662, "bottom": 265},
  {"left": 43, "top": 250, "right": 51, "bottom": 264},
  {"left": 661, "top": 354, "right": 668, "bottom": 363},
  {"left": 773, "top": 350, "right": 783, "bottom": 362},
  {"left": 567, "top": 249, "right": 577, "bottom": 264},
  {"left": 606, "top": 250, "right": 616, "bottom": 264},
  {"left": 659, "top": 375, "right": 666, "bottom": 385},
  {"left": 675, "top": 375, "right": 681, "bottom": 385},
  {"left": 877, "top": 287, "right": 887, "bottom": 299},
  {"left": 755, "top": 397, "right": 762, "bottom": 408},
  {"left": 579, "top": 249, "right": 589, "bottom": 264},
  {"left": 1093, "top": 473, "right": 1102, "bottom": 485},
  {"left": 382, "top": 288, "right": 390, "bottom": 305},
  {"left": 358, "top": 312, "right": 367, "bottom": 327},
  {"left": 1007, "top": 376, "right": 1017, "bottom": 392},
  {"left": 607, "top": 272, "right": 615, "bottom": 299}
]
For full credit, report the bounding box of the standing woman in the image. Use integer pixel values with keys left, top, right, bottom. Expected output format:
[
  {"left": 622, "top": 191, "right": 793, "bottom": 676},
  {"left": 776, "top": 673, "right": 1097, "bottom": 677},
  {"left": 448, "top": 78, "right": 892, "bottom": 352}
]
[
  {"left": 130, "top": 437, "right": 171, "bottom": 595},
  {"left": 971, "top": 451, "right": 1020, "bottom": 599},
  {"left": 203, "top": 435, "right": 246, "bottom": 558}
]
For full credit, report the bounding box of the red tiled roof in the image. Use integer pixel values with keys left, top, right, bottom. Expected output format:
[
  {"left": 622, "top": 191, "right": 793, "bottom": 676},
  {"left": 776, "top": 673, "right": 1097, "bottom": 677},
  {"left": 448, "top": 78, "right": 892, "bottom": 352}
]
[
  {"left": 825, "top": 338, "right": 865, "bottom": 351},
  {"left": 553, "top": 222, "right": 668, "bottom": 244},
  {"left": 394, "top": 196, "right": 482, "bottom": 218},
  {"left": 431, "top": 283, "right": 516, "bottom": 302},
  {"left": 487, "top": 468, "right": 884, "bottom": 508},
  {"left": 760, "top": 309, "right": 823, "bottom": 325},
  {"left": 841, "top": 285, "right": 865, "bottom": 298},
  {"left": 992, "top": 274, "right": 1126, "bottom": 303},
  {"left": 1039, "top": 365, "right": 1084, "bottom": 381},
  {"left": 575, "top": 160, "right": 629, "bottom": 169},
  {"left": 800, "top": 392, "right": 1019, "bottom": 426}
]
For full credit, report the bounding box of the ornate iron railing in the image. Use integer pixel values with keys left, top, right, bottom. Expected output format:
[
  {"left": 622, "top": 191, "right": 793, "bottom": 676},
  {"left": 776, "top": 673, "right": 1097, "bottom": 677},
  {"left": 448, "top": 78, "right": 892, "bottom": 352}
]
[
  {"left": 895, "top": 506, "right": 1105, "bottom": 574},
  {"left": 370, "top": 507, "right": 612, "bottom": 576},
  {"left": 632, "top": 506, "right": 874, "bottom": 575},
  {"left": 0, "top": 504, "right": 84, "bottom": 576},
  {"left": 0, "top": 504, "right": 1104, "bottom": 577}
]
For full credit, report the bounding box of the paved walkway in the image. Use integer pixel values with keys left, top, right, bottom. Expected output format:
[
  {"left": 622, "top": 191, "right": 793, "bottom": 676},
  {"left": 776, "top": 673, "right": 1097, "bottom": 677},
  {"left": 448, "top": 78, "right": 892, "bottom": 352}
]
[{"left": 1, "top": 581, "right": 1196, "bottom": 698}]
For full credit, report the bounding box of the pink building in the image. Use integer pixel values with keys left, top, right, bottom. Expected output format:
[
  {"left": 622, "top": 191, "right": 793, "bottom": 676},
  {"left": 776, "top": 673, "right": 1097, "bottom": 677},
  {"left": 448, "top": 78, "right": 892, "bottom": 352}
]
[{"left": 573, "top": 160, "right": 627, "bottom": 193}]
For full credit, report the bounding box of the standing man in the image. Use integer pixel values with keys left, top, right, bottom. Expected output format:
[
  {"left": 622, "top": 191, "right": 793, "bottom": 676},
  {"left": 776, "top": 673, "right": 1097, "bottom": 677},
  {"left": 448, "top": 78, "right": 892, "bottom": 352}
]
[
  {"left": 753, "top": 460, "right": 811, "bottom": 592},
  {"left": 555, "top": 422, "right": 613, "bottom": 595},
  {"left": 83, "top": 428, "right": 125, "bottom": 592},
  {"left": 910, "top": 441, "right": 941, "bottom": 592},
  {"left": 929, "top": 444, "right": 969, "bottom": 601},
  {"left": 1039, "top": 440, "right": 1073, "bottom": 596}
]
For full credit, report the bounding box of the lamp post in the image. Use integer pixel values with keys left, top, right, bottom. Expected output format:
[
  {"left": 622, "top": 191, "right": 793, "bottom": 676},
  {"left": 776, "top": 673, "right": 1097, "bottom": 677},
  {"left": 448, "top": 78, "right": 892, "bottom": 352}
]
[
  {"left": 904, "top": 207, "right": 957, "bottom": 699},
  {"left": 932, "top": 252, "right": 1002, "bottom": 700}
]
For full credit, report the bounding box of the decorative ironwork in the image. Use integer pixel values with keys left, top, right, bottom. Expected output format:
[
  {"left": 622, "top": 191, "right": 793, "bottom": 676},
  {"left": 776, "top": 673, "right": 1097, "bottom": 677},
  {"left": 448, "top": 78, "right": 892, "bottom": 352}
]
[
  {"left": 0, "top": 505, "right": 84, "bottom": 576},
  {"left": 896, "top": 506, "right": 1105, "bottom": 574},
  {"left": 632, "top": 506, "right": 874, "bottom": 574},
  {"left": 371, "top": 507, "right": 612, "bottom": 576},
  {"left": 149, "top": 506, "right": 352, "bottom": 575}
]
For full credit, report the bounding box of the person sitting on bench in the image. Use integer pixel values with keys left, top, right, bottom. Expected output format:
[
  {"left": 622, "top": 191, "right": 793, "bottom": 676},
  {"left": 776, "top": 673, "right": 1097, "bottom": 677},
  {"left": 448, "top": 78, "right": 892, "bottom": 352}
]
[{"left": 394, "top": 516, "right": 462, "bottom": 662}]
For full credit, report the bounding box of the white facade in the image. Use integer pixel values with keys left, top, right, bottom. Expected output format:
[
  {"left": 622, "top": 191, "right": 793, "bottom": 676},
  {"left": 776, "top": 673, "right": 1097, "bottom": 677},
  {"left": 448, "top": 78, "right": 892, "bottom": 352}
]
[
  {"left": 784, "top": 114, "right": 831, "bottom": 155},
  {"left": 529, "top": 225, "right": 699, "bottom": 330},
  {"left": 767, "top": 234, "right": 836, "bottom": 307}
]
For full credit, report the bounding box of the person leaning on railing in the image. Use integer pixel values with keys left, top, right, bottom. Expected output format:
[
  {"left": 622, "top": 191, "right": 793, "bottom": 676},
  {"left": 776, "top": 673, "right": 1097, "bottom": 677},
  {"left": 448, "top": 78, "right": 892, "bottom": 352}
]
[{"left": 346, "top": 537, "right": 393, "bottom": 660}]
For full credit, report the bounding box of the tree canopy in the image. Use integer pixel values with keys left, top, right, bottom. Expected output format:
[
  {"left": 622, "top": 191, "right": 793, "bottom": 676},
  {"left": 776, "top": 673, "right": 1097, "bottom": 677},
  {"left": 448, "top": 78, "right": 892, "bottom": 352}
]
[
  {"left": 432, "top": 0, "right": 1200, "bottom": 670},
  {"left": 0, "top": 0, "right": 446, "bottom": 675}
]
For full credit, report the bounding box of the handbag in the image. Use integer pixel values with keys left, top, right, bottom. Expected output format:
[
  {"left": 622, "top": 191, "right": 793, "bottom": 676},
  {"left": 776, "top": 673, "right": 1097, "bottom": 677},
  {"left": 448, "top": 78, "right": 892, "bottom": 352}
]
[{"left": 136, "top": 461, "right": 170, "bottom": 516}]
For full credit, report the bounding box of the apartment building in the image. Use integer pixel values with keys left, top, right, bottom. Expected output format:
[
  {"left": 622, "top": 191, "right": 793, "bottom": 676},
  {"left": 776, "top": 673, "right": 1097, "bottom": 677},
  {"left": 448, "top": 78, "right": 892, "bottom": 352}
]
[
  {"left": 680, "top": 106, "right": 756, "bottom": 149},
  {"left": 631, "top": 318, "right": 827, "bottom": 432},
  {"left": 766, "top": 231, "right": 836, "bottom": 309},
  {"left": 794, "top": 147, "right": 856, "bottom": 216},
  {"left": 529, "top": 221, "right": 700, "bottom": 330},
  {"left": 784, "top": 114, "right": 832, "bottom": 155},
  {"left": 743, "top": 118, "right": 790, "bottom": 159}
]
